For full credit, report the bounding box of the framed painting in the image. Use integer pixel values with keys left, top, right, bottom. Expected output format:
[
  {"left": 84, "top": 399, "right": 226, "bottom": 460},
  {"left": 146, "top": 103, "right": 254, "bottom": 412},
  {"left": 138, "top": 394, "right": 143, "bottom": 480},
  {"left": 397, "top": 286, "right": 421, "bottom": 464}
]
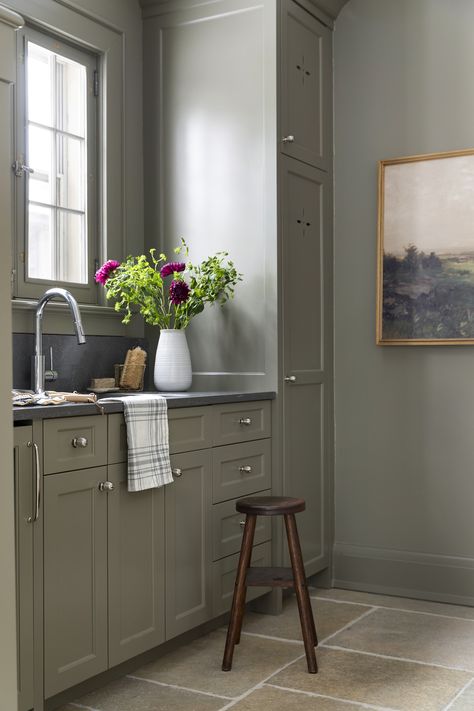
[{"left": 377, "top": 148, "right": 474, "bottom": 345}]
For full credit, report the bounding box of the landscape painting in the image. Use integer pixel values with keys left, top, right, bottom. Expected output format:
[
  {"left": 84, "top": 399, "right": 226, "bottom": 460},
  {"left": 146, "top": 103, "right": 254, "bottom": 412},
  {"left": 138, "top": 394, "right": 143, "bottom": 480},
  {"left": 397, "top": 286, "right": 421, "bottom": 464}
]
[{"left": 377, "top": 149, "right": 474, "bottom": 345}]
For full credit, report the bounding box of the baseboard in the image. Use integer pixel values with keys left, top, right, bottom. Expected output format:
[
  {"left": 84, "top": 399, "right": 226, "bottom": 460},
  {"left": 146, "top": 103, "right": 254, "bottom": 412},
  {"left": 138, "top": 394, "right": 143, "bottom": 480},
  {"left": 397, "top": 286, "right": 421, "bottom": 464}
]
[{"left": 333, "top": 543, "right": 474, "bottom": 607}]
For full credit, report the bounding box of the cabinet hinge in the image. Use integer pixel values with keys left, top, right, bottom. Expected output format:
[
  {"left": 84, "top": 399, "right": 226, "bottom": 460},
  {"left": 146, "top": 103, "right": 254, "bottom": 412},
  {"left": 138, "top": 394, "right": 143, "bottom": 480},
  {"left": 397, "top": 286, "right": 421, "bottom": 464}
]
[{"left": 93, "top": 70, "right": 99, "bottom": 97}]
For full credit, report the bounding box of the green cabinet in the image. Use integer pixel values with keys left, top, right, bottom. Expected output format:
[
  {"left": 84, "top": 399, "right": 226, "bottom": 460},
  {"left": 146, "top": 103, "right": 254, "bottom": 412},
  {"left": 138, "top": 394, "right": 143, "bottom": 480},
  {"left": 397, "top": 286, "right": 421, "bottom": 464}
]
[{"left": 13, "top": 426, "right": 35, "bottom": 711}]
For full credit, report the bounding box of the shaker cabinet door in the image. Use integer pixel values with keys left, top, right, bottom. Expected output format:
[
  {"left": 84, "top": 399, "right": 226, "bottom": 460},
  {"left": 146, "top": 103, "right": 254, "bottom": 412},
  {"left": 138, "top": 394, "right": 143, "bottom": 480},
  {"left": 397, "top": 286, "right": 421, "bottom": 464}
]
[
  {"left": 43, "top": 467, "right": 108, "bottom": 698},
  {"left": 280, "top": 0, "right": 332, "bottom": 171}
]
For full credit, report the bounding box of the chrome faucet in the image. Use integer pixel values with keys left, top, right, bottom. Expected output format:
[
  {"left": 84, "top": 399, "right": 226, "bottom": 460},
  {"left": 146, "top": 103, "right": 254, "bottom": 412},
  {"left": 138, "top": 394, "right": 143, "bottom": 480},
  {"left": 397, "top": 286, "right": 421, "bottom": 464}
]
[{"left": 32, "top": 288, "right": 86, "bottom": 394}]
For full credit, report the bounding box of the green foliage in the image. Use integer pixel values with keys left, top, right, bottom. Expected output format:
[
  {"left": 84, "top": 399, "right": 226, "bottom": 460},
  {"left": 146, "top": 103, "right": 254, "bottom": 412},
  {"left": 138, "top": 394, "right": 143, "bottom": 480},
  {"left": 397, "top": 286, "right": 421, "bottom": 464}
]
[{"left": 102, "top": 240, "right": 242, "bottom": 329}]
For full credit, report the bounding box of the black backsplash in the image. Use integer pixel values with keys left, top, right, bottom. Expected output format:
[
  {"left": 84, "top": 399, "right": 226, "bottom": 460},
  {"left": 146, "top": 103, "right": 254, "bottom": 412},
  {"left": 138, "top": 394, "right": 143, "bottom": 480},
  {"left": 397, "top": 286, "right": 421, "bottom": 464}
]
[{"left": 13, "top": 333, "right": 148, "bottom": 392}]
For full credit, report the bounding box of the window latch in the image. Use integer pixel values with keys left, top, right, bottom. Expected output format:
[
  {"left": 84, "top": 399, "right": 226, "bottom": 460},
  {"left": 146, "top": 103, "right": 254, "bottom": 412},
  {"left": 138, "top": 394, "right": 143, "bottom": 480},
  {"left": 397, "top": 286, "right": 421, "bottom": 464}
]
[{"left": 12, "top": 160, "right": 34, "bottom": 178}]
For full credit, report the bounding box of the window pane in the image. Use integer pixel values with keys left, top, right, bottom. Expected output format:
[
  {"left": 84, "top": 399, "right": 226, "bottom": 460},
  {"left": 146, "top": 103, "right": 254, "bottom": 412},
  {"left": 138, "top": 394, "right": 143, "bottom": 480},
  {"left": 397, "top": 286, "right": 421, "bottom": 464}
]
[
  {"left": 28, "top": 125, "right": 54, "bottom": 204},
  {"left": 57, "top": 133, "right": 85, "bottom": 211},
  {"left": 56, "top": 56, "right": 87, "bottom": 138},
  {"left": 27, "top": 43, "right": 53, "bottom": 127},
  {"left": 58, "top": 210, "right": 87, "bottom": 284},
  {"left": 28, "top": 205, "right": 54, "bottom": 280}
]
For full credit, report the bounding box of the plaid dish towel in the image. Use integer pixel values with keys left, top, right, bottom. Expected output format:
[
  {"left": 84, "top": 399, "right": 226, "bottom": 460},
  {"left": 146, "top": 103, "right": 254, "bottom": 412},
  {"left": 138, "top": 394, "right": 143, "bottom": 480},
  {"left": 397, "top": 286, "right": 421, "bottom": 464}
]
[{"left": 102, "top": 395, "right": 173, "bottom": 492}]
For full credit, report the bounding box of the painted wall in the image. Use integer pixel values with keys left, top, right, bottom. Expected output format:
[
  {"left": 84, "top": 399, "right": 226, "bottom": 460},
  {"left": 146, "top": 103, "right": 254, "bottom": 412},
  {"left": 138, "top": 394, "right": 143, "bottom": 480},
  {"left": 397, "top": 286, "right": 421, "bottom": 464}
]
[{"left": 333, "top": 0, "right": 474, "bottom": 604}]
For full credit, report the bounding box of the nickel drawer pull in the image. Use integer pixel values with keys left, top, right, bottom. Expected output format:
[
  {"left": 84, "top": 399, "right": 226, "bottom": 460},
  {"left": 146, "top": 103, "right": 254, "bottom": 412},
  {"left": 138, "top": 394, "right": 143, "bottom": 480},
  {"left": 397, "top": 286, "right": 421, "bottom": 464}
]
[
  {"left": 98, "top": 481, "right": 114, "bottom": 492},
  {"left": 27, "top": 441, "right": 41, "bottom": 523},
  {"left": 72, "top": 436, "right": 88, "bottom": 448},
  {"left": 239, "top": 520, "right": 246, "bottom": 528},
  {"left": 281, "top": 135, "right": 295, "bottom": 143},
  {"left": 239, "top": 465, "right": 253, "bottom": 474},
  {"left": 239, "top": 417, "right": 252, "bottom": 426},
  {"left": 172, "top": 468, "right": 183, "bottom": 478}
]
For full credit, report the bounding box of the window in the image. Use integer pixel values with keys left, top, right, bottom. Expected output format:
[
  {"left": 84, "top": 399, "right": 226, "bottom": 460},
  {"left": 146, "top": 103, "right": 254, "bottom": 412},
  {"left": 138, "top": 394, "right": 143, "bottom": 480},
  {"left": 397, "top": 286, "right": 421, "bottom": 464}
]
[{"left": 14, "top": 26, "right": 99, "bottom": 303}]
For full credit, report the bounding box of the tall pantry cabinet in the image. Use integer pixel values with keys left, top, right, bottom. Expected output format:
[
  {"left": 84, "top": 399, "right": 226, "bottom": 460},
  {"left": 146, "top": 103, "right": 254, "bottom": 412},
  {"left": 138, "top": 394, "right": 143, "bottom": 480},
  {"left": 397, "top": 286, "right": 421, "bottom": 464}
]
[{"left": 142, "top": 0, "right": 334, "bottom": 578}]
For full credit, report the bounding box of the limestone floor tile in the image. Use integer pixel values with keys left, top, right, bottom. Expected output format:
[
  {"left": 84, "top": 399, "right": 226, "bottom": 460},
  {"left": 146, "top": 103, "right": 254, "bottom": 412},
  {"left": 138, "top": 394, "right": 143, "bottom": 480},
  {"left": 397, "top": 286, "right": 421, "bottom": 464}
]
[
  {"left": 327, "top": 607, "right": 474, "bottom": 671},
  {"left": 269, "top": 647, "right": 472, "bottom": 711},
  {"left": 447, "top": 679, "right": 474, "bottom": 710},
  {"left": 312, "top": 588, "right": 474, "bottom": 621},
  {"left": 131, "top": 628, "right": 303, "bottom": 698},
  {"left": 57, "top": 676, "right": 224, "bottom": 711},
  {"left": 242, "top": 596, "right": 372, "bottom": 643},
  {"left": 230, "top": 684, "right": 368, "bottom": 710}
]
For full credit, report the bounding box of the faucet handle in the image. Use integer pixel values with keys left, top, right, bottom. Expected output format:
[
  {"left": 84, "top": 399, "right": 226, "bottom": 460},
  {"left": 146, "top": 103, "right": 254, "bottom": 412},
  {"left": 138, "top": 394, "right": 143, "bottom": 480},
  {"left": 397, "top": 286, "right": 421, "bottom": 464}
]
[{"left": 45, "top": 346, "right": 58, "bottom": 383}]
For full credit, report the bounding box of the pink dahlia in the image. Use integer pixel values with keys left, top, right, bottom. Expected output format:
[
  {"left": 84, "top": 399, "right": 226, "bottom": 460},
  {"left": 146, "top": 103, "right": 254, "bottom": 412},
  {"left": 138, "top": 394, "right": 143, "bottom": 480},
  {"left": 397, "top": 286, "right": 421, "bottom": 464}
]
[
  {"left": 95, "top": 260, "right": 120, "bottom": 285},
  {"left": 160, "top": 262, "right": 186, "bottom": 278}
]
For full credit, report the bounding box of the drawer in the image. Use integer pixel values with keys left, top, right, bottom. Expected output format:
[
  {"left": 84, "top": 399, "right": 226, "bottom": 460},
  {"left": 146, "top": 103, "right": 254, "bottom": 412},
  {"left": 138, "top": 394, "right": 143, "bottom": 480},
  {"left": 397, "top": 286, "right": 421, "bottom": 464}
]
[
  {"left": 212, "top": 439, "right": 271, "bottom": 504},
  {"left": 168, "top": 407, "right": 212, "bottom": 454},
  {"left": 108, "top": 414, "right": 127, "bottom": 464},
  {"left": 212, "top": 541, "right": 272, "bottom": 616},
  {"left": 212, "top": 400, "right": 271, "bottom": 446},
  {"left": 212, "top": 492, "right": 271, "bottom": 561},
  {"left": 43, "top": 416, "right": 107, "bottom": 474}
]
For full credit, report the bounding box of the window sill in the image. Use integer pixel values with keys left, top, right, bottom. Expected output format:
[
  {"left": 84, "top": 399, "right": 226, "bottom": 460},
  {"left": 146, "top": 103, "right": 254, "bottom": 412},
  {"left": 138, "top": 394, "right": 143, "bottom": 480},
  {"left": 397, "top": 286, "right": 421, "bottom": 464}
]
[{"left": 11, "top": 298, "right": 144, "bottom": 338}]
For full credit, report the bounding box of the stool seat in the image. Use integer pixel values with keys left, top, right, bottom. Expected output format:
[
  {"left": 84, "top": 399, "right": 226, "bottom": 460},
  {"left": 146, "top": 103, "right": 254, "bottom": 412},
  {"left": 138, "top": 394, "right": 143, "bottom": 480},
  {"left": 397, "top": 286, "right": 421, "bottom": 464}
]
[{"left": 236, "top": 495, "right": 305, "bottom": 516}]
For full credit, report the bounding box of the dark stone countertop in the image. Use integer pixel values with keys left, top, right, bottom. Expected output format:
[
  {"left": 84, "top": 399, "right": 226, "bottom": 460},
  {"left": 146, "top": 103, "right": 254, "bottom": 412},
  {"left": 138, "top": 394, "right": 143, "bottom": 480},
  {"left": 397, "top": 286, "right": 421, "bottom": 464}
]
[{"left": 13, "top": 391, "right": 276, "bottom": 422}]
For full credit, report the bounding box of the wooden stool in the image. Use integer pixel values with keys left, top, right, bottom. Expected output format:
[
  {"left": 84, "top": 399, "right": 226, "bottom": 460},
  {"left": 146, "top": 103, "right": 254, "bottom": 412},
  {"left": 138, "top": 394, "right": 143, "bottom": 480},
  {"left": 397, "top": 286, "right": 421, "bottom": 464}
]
[{"left": 222, "top": 496, "right": 318, "bottom": 673}]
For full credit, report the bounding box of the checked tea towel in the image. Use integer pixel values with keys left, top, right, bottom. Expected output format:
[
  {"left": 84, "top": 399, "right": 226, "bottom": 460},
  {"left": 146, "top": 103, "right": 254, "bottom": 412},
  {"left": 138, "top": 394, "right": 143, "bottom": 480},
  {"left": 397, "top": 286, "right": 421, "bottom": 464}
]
[{"left": 102, "top": 394, "right": 173, "bottom": 492}]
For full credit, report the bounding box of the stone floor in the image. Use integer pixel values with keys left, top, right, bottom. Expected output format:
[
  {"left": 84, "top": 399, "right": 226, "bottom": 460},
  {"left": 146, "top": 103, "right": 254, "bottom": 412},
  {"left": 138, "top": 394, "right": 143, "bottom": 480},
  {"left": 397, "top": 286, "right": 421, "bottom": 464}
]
[{"left": 59, "top": 588, "right": 474, "bottom": 711}]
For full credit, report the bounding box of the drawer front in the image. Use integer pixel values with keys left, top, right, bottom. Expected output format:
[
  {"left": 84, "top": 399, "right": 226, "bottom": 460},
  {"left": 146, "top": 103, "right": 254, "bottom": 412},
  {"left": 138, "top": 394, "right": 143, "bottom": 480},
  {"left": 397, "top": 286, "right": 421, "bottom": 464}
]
[
  {"left": 212, "top": 401, "right": 271, "bottom": 446},
  {"left": 212, "top": 541, "right": 272, "bottom": 616},
  {"left": 44, "top": 416, "right": 107, "bottom": 474},
  {"left": 212, "top": 492, "right": 271, "bottom": 561},
  {"left": 212, "top": 439, "right": 271, "bottom": 504},
  {"left": 108, "top": 414, "right": 128, "bottom": 464},
  {"left": 168, "top": 407, "right": 212, "bottom": 454}
]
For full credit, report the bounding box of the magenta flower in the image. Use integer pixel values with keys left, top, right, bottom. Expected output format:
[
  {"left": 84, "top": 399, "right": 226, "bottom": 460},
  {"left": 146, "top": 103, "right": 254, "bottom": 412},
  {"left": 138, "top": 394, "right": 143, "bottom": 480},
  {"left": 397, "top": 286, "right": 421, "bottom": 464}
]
[
  {"left": 95, "top": 260, "right": 120, "bottom": 285},
  {"left": 160, "top": 261, "right": 186, "bottom": 278},
  {"left": 169, "top": 279, "right": 190, "bottom": 305}
]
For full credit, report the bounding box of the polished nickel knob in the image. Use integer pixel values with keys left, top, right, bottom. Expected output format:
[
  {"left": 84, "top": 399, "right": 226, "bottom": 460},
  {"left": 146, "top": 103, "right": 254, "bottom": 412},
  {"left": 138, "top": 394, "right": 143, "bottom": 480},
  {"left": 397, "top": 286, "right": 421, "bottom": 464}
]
[
  {"left": 284, "top": 375, "right": 297, "bottom": 383},
  {"left": 98, "top": 481, "right": 114, "bottom": 492},
  {"left": 239, "top": 417, "right": 252, "bottom": 426},
  {"left": 239, "top": 520, "right": 246, "bottom": 528},
  {"left": 239, "top": 465, "right": 253, "bottom": 474},
  {"left": 172, "top": 468, "right": 183, "bottom": 477},
  {"left": 72, "top": 436, "right": 88, "bottom": 448},
  {"left": 281, "top": 135, "right": 295, "bottom": 143}
]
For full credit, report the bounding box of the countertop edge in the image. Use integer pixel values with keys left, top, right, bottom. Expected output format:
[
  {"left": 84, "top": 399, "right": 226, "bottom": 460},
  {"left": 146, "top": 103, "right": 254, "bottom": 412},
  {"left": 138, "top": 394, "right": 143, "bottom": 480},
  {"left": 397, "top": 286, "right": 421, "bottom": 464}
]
[{"left": 13, "top": 391, "right": 277, "bottom": 422}]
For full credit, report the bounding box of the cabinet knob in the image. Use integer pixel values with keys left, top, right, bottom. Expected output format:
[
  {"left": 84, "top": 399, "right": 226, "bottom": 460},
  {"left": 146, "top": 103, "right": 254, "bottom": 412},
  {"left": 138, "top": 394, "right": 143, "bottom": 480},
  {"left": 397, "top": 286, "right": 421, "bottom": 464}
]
[
  {"left": 98, "top": 481, "right": 114, "bottom": 492},
  {"left": 239, "top": 465, "right": 253, "bottom": 474},
  {"left": 239, "top": 520, "right": 246, "bottom": 528},
  {"left": 72, "top": 436, "right": 88, "bottom": 448},
  {"left": 284, "top": 375, "right": 297, "bottom": 383},
  {"left": 239, "top": 417, "right": 252, "bottom": 426},
  {"left": 282, "top": 135, "right": 295, "bottom": 144},
  {"left": 172, "top": 468, "right": 183, "bottom": 478}
]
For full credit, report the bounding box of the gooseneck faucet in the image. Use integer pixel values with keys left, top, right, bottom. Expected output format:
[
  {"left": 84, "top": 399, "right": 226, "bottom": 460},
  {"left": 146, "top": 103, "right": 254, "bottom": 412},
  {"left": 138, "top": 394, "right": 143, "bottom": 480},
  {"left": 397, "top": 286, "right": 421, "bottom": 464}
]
[{"left": 32, "top": 288, "right": 86, "bottom": 394}]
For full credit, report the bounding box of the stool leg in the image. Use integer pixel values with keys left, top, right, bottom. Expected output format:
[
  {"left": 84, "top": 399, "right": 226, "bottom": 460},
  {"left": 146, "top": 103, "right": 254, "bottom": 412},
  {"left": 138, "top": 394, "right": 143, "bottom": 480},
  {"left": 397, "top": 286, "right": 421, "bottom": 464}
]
[
  {"left": 284, "top": 514, "right": 318, "bottom": 673},
  {"left": 222, "top": 514, "right": 257, "bottom": 671}
]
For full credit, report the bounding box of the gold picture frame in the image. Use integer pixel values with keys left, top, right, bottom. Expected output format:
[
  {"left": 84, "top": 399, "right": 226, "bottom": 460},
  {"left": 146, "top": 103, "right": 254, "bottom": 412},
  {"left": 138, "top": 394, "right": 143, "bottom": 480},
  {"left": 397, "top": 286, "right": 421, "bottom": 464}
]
[{"left": 377, "top": 148, "right": 474, "bottom": 345}]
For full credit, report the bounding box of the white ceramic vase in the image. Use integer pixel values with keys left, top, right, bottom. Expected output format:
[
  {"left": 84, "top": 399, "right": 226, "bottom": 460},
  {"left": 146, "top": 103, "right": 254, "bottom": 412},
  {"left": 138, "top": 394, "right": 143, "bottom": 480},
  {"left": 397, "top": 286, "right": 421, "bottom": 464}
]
[{"left": 154, "top": 329, "right": 192, "bottom": 391}]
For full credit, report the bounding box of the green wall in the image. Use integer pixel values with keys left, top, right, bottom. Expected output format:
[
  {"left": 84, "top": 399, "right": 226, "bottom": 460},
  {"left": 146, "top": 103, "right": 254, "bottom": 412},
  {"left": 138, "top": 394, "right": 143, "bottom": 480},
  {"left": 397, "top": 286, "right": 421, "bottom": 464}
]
[{"left": 333, "top": 0, "right": 474, "bottom": 604}]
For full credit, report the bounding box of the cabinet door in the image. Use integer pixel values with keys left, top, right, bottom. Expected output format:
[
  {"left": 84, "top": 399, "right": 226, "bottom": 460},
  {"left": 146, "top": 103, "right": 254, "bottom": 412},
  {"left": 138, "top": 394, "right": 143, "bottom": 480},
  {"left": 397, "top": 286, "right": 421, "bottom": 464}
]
[
  {"left": 280, "top": 0, "right": 332, "bottom": 171},
  {"left": 14, "top": 427, "right": 34, "bottom": 711},
  {"left": 281, "top": 156, "right": 332, "bottom": 575},
  {"left": 44, "top": 467, "right": 108, "bottom": 698},
  {"left": 165, "top": 450, "right": 212, "bottom": 639},
  {"left": 108, "top": 463, "right": 165, "bottom": 666}
]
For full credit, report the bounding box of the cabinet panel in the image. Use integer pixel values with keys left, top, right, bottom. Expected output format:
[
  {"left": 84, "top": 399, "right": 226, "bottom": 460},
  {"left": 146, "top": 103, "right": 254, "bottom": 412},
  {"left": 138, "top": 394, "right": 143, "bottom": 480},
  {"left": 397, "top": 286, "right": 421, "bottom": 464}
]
[
  {"left": 43, "top": 467, "right": 108, "bottom": 697},
  {"left": 43, "top": 416, "right": 107, "bottom": 474},
  {"left": 108, "top": 463, "right": 165, "bottom": 666},
  {"left": 108, "top": 413, "right": 128, "bottom": 464},
  {"left": 14, "top": 427, "right": 35, "bottom": 711},
  {"left": 168, "top": 406, "right": 213, "bottom": 454},
  {"left": 212, "top": 541, "right": 272, "bottom": 616},
  {"left": 212, "top": 401, "right": 271, "bottom": 446},
  {"left": 165, "top": 450, "right": 212, "bottom": 639},
  {"left": 212, "top": 439, "right": 272, "bottom": 504},
  {"left": 280, "top": 0, "right": 332, "bottom": 170},
  {"left": 212, "top": 493, "right": 271, "bottom": 560}
]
